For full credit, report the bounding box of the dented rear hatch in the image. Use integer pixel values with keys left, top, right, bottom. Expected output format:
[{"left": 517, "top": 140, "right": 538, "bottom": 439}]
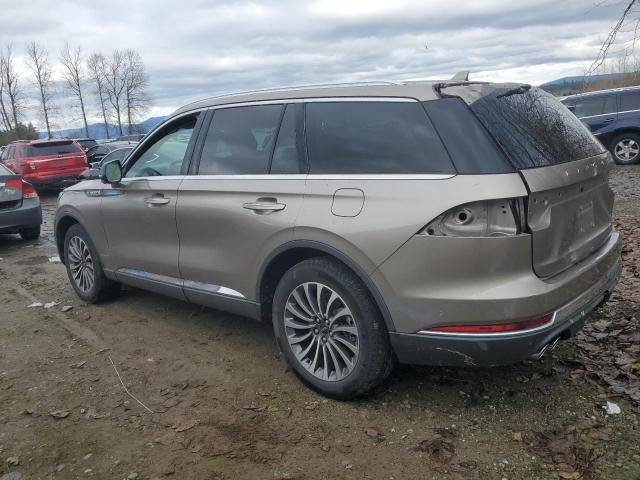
[{"left": 439, "top": 83, "right": 614, "bottom": 278}]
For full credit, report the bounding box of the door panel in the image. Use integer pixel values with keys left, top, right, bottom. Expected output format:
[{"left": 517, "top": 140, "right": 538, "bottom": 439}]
[
  {"left": 101, "top": 178, "right": 183, "bottom": 282},
  {"left": 177, "top": 177, "right": 306, "bottom": 301}
]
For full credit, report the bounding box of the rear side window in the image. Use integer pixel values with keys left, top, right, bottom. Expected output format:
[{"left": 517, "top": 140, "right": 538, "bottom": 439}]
[
  {"left": 423, "top": 98, "right": 514, "bottom": 174},
  {"left": 571, "top": 95, "right": 616, "bottom": 118},
  {"left": 28, "top": 141, "right": 82, "bottom": 156},
  {"left": 619, "top": 91, "right": 640, "bottom": 112},
  {"left": 305, "top": 101, "right": 454, "bottom": 174},
  {"left": 198, "top": 105, "right": 283, "bottom": 175}
]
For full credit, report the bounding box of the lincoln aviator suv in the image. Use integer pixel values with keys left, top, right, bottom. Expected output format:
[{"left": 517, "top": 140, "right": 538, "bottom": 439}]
[{"left": 55, "top": 80, "right": 622, "bottom": 399}]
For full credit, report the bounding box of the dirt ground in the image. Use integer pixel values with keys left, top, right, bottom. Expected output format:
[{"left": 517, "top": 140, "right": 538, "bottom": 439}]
[{"left": 1, "top": 167, "right": 639, "bottom": 480}]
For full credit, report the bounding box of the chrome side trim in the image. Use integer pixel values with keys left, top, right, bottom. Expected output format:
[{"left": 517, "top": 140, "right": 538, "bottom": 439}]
[
  {"left": 417, "top": 312, "right": 557, "bottom": 338},
  {"left": 183, "top": 280, "right": 245, "bottom": 299},
  {"left": 116, "top": 268, "right": 246, "bottom": 299}
]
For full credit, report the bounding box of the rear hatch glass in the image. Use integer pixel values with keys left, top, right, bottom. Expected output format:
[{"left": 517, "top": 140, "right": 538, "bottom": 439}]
[
  {"left": 439, "top": 83, "right": 614, "bottom": 278},
  {"left": 28, "top": 141, "right": 82, "bottom": 157}
]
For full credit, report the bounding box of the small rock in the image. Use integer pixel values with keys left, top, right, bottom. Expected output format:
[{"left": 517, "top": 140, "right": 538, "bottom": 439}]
[
  {"left": 27, "top": 302, "right": 43, "bottom": 308},
  {"left": 6, "top": 456, "right": 19, "bottom": 466},
  {"left": 61, "top": 305, "right": 73, "bottom": 312},
  {"left": 512, "top": 431, "right": 523, "bottom": 442},
  {"left": 127, "top": 473, "right": 139, "bottom": 479},
  {"left": 83, "top": 453, "right": 93, "bottom": 460},
  {"left": 48, "top": 256, "right": 61, "bottom": 263},
  {"left": 56, "top": 464, "right": 66, "bottom": 472},
  {"left": 49, "top": 409, "right": 70, "bottom": 419},
  {"left": 44, "top": 301, "right": 58, "bottom": 309}
]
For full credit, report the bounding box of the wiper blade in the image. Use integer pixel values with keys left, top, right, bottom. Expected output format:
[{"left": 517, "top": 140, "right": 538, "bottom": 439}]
[{"left": 497, "top": 84, "right": 531, "bottom": 98}]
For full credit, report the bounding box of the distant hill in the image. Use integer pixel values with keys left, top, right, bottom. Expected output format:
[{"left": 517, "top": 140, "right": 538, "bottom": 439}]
[
  {"left": 42, "top": 116, "right": 164, "bottom": 140},
  {"left": 539, "top": 72, "right": 639, "bottom": 96}
]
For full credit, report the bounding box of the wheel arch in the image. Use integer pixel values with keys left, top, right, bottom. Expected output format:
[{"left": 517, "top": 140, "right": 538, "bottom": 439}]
[
  {"left": 55, "top": 214, "right": 81, "bottom": 264},
  {"left": 256, "top": 240, "right": 396, "bottom": 332}
]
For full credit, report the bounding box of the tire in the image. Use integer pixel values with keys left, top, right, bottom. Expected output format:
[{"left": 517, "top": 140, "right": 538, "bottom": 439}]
[
  {"left": 272, "top": 256, "right": 394, "bottom": 400},
  {"left": 19, "top": 226, "right": 40, "bottom": 241},
  {"left": 63, "top": 224, "right": 120, "bottom": 303},
  {"left": 610, "top": 133, "right": 640, "bottom": 165}
]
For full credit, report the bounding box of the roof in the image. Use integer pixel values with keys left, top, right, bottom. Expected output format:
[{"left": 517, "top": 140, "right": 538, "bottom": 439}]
[
  {"left": 171, "top": 80, "right": 443, "bottom": 117},
  {"left": 562, "top": 84, "right": 640, "bottom": 100}
]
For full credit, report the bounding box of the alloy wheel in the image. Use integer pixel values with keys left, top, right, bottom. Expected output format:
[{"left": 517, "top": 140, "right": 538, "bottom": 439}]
[
  {"left": 67, "top": 236, "right": 95, "bottom": 293},
  {"left": 614, "top": 138, "right": 640, "bottom": 163},
  {"left": 284, "top": 282, "right": 359, "bottom": 381}
]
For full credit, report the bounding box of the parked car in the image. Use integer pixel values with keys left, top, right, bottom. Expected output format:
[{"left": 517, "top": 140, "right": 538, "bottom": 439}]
[
  {"left": 55, "top": 80, "right": 621, "bottom": 399},
  {"left": 561, "top": 86, "right": 640, "bottom": 164},
  {"left": 114, "top": 134, "right": 145, "bottom": 142},
  {"left": 0, "top": 139, "right": 88, "bottom": 188},
  {"left": 73, "top": 138, "right": 98, "bottom": 151},
  {"left": 0, "top": 162, "right": 42, "bottom": 240},
  {"left": 86, "top": 142, "right": 136, "bottom": 165}
]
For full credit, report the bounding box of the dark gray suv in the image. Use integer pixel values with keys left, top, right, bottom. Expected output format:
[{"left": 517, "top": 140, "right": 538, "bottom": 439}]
[{"left": 55, "top": 80, "right": 621, "bottom": 399}]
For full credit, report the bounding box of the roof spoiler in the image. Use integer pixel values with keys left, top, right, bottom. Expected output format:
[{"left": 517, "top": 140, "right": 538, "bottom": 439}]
[{"left": 450, "top": 70, "right": 470, "bottom": 82}]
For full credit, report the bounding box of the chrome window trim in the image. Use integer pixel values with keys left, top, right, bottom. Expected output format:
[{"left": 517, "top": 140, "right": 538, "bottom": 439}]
[
  {"left": 183, "top": 280, "right": 245, "bottom": 298},
  {"left": 118, "top": 173, "right": 455, "bottom": 182},
  {"left": 417, "top": 312, "right": 557, "bottom": 338}
]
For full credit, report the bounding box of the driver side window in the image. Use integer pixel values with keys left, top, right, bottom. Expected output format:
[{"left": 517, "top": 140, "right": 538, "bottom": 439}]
[{"left": 126, "top": 114, "right": 198, "bottom": 178}]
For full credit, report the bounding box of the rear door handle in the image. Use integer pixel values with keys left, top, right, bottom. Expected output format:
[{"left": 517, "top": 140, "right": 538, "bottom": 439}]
[
  {"left": 144, "top": 195, "right": 170, "bottom": 206},
  {"left": 603, "top": 117, "right": 616, "bottom": 123},
  {"left": 243, "top": 198, "right": 286, "bottom": 214}
]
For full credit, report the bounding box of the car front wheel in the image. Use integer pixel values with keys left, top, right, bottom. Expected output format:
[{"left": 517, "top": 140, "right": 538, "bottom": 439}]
[
  {"left": 63, "top": 224, "right": 120, "bottom": 303},
  {"left": 272, "top": 257, "right": 394, "bottom": 400}
]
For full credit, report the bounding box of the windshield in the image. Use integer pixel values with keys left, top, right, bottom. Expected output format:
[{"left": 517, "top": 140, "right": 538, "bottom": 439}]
[{"left": 440, "top": 83, "right": 605, "bottom": 169}]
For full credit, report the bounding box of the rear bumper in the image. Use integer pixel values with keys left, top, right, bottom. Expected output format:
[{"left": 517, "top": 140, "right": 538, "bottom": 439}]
[
  {"left": 0, "top": 199, "right": 42, "bottom": 232},
  {"left": 373, "top": 230, "right": 622, "bottom": 367},
  {"left": 388, "top": 253, "right": 621, "bottom": 366},
  {"left": 24, "top": 172, "right": 83, "bottom": 187}
]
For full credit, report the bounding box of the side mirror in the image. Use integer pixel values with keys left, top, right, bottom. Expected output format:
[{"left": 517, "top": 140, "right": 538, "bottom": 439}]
[
  {"left": 79, "top": 168, "right": 100, "bottom": 180},
  {"left": 100, "top": 160, "right": 122, "bottom": 184}
]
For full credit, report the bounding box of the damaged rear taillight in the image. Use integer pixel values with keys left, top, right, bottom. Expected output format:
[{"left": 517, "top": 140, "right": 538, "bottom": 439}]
[
  {"left": 424, "top": 312, "right": 555, "bottom": 334},
  {"left": 418, "top": 198, "right": 526, "bottom": 237},
  {"left": 22, "top": 181, "right": 38, "bottom": 199}
]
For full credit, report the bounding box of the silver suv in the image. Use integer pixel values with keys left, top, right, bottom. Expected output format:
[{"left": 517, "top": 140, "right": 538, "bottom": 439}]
[{"left": 55, "top": 81, "right": 622, "bottom": 399}]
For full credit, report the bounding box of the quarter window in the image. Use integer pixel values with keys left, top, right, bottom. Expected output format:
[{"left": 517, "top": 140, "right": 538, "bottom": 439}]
[
  {"left": 620, "top": 91, "right": 640, "bottom": 112},
  {"left": 126, "top": 115, "right": 198, "bottom": 178},
  {"left": 198, "top": 105, "right": 283, "bottom": 175},
  {"left": 305, "top": 101, "right": 454, "bottom": 174}
]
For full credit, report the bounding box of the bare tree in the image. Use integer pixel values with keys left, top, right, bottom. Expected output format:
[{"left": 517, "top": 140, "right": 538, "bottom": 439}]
[
  {"left": 1, "top": 45, "right": 23, "bottom": 129},
  {"left": 123, "top": 49, "right": 151, "bottom": 133},
  {"left": 87, "top": 52, "right": 111, "bottom": 139},
  {"left": 60, "top": 43, "right": 90, "bottom": 137},
  {"left": 0, "top": 59, "right": 12, "bottom": 131},
  {"left": 26, "top": 41, "right": 54, "bottom": 139},
  {"left": 103, "top": 50, "right": 127, "bottom": 136},
  {"left": 587, "top": 0, "right": 639, "bottom": 75}
]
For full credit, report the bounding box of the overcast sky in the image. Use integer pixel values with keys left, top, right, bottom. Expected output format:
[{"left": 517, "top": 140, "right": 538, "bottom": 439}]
[{"left": 0, "top": 0, "right": 632, "bottom": 130}]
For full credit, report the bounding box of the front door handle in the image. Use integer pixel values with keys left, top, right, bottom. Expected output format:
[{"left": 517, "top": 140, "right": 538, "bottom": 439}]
[
  {"left": 243, "top": 197, "right": 286, "bottom": 214},
  {"left": 144, "top": 195, "right": 170, "bottom": 206}
]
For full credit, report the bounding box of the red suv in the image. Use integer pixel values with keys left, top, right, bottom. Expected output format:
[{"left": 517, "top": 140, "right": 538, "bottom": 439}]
[{"left": 0, "top": 139, "right": 88, "bottom": 187}]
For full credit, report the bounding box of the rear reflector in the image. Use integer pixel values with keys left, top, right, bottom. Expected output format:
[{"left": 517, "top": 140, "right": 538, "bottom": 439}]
[{"left": 425, "top": 312, "right": 555, "bottom": 334}]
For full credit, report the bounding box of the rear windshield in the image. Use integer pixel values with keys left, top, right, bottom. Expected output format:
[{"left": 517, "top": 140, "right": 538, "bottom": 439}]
[
  {"left": 440, "top": 84, "right": 605, "bottom": 169},
  {"left": 27, "top": 141, "right": 82, "bottom": 157}
]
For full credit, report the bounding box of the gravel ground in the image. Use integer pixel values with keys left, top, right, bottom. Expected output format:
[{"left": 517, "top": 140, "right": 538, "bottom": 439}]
[{"left": 0, "top": 166, "right": 639, "bottom": 480}]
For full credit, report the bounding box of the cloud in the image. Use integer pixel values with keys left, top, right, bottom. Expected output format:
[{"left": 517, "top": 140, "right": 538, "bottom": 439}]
[{"left": 0, "top": 0, "right": 629, "bottom": 130}]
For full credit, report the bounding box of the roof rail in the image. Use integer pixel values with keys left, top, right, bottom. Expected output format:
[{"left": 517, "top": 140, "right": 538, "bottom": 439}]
[{"left": 179, "top": 80, "right": 404, "bottom": 110}]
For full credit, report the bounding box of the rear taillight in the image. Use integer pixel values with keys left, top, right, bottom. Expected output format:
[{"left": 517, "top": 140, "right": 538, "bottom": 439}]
[
  {"left": 22, "top": 181, "right": 38, "bottom": 199},
  {"left": 423, "top": 312, "right": 555, "bottom": 335},
  {"left": 4, "top": 178, "right": 22, "bottom": 196},
  {"left": 418, "top": 198, "right": 526, "bottom": 237}
]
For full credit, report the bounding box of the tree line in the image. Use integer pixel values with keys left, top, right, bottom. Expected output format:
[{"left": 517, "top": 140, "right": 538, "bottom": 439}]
[{"left": 0, "top": 42, "right": 151, "bottom": 143}]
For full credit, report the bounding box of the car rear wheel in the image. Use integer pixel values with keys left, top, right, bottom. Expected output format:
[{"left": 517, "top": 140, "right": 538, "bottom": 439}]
[
  {"left": 272, "top": 256, "right": 394, "bottom": 400},
  {"left": 610, "top": 133, "right": 640, "bottom": 164},
  {"left": 19, "top": 226, "right": 40, "bottom": 241},
  {"left": 64, "top": 224, "right": 120, "bottom": 303}
]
